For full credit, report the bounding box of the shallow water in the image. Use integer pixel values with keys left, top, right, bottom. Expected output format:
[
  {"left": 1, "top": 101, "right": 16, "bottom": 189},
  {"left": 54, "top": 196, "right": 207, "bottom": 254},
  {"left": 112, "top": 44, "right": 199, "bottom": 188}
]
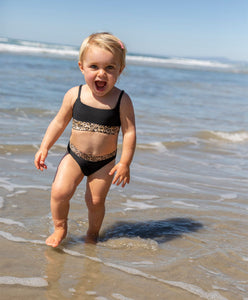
[{"left": 1, "top": 40, "right": 248, "bottom": 299}]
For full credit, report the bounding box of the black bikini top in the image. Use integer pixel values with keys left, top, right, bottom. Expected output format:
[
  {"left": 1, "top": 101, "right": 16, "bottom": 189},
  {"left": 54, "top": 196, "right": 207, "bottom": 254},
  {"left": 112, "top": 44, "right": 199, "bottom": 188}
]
[{"left": 72, "top": 85, "right": 124, "bottom": 135}]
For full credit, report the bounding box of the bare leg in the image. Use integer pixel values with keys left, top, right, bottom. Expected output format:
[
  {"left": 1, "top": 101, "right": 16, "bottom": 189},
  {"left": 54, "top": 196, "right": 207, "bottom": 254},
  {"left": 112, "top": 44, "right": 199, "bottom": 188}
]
[
  {"left": 85, "top": 160, "right": 115, "bottom": 244},
  {"left": 46, "top": 154, "right": 84, "bottom": 247}
]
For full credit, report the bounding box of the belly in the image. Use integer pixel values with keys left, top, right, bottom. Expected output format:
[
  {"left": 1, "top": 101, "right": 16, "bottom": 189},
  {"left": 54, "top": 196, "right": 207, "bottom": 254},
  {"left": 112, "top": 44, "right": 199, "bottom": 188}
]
[{"left": 70, "top": 130, "right": 119, "bottom": 156}]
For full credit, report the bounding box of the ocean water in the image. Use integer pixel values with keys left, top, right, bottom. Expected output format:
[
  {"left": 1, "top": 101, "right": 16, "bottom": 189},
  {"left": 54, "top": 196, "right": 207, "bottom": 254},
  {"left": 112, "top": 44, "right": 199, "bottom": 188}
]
[{"left": 0, "top": 37, "right": 248, "bottom": 299}]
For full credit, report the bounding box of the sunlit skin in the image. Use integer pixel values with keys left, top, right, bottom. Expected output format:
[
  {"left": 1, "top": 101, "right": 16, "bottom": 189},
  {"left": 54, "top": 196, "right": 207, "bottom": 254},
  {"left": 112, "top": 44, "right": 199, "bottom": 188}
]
[{"left": 34, "top": 42, "right": 136, "bottom": 247}]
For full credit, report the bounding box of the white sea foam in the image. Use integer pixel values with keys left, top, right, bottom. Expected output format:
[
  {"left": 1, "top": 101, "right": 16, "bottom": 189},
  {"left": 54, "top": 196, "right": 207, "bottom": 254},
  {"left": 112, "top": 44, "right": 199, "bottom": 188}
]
[
  {"left": 132, "top": 194, "right": 159, "bottom": 200},
  {"left": 0, "top": 177, "right": 50, "bottom": 192},
  {"left": 150, "top": 142, "right": 167, "bottom": 152},
  {"left": 219, "top": 193, "right": 237, "bottom": 201},
  {"left": 0, "top": 230, "right": 228, "bottom": 299},
  {"left": 6, "top": 190, "right": 27, "bottom": 198},
  {"left": 137, "top": 142, "right": 167, "bottom": 152},
  {"left": 0, "top": 43, "right": 77, "bottom": 58},
  {"left": 132, "top": 175, "right": 165, "bottom": 187},
  {"left": 104, "top": 262, "right": 227, "bottom": 300},
  {"left": 172, "top": 201, "right": 199, "bottom": 208},
  {"left": 12, "top": 158, "right": 29, "bottom": 164},
  {"left": 62, "top": 248, "right": 227, "bottom": 299},
  {"left": 0, "top": 231, "right": 45, "bottom": 244},
  {"left": 0, "top": 178, "right": 15, "bottom": 192},
  {"left": 0, "top": 276, "right": 48, "bottom": 287},
  {"left": 102, "top": 238, "right": 159, "bottom": 251},
  {"left": 0, "top": 217, "right": 25, "bottom": 227},
  {"left": 112, "top": 293, "right": 134, "bottom": 300},
  {"left": 211, "top": 131, "right": 248, "bottom": 142},
  {"left": 0, "top": 196, "right": 4, "bottom": 208},
  {"left": 122, "top": 199, "right": 157, "bottom": 210},
  {"left": 131, "top": 261, "right": 154, "bottom": 265},
  {"left": 86, "top": 291, "right": 97, "bottom": 295},
  {"left": 127, "top": 55, "right": 231, "bottom": 69}
]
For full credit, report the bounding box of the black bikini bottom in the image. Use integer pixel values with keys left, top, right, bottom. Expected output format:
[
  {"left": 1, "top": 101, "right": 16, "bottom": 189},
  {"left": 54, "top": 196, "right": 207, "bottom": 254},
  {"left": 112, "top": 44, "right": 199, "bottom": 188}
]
[{"left": 67, "top": 142, "right": 116, "bottom": 176}]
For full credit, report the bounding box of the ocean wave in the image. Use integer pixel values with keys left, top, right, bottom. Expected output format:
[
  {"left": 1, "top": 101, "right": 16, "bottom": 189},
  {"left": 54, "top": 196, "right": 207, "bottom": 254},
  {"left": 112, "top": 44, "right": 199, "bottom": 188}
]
[
  {"left": 198, "top": 130, "right": 248, "bottom": 143},
  {"left": 0, "top": 107, "right": 56, "bottom": 117},
  {"left": 0, "top": 39, "right": 78, "bottom": 58},
  {"left": 1, "top": 37, "right": 246, "bottom": 73},
  {"left": 127, "top": 55, "right": 232, "bottom": 69},
  {"left": 0, "top": 143, "right": 66, "bottom": 154},
  {"left": 136, "top": 140, "right": 196, "bottom": 152}
]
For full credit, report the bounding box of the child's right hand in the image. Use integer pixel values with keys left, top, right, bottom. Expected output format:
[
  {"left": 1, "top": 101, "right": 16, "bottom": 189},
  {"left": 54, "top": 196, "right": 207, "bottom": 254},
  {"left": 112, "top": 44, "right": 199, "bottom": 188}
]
[{"left": 34, "top": 149, "right": 48, "bottom": 171}]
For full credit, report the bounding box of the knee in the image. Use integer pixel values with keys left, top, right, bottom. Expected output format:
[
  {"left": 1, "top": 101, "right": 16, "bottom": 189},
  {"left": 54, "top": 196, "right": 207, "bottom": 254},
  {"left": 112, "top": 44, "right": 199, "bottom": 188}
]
[
  {"left": 51, "top": 182, "right": 75, "bottom": 202},
  {"left": 85, "top": 196, "right": 105, "bottom": 211}
]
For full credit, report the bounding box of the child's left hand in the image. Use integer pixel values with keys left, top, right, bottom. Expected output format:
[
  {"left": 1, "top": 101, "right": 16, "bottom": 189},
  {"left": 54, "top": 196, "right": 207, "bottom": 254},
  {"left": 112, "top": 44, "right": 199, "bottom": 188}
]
[{"left": 109, "top": 162, "right": 130, "bottom": 187}]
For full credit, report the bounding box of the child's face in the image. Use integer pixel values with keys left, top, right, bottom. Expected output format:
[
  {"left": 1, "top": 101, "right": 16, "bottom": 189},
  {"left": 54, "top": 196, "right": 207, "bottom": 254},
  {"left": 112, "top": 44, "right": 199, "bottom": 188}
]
[{"left": 79, "top": 45, "right": 122, "bottom": 97}]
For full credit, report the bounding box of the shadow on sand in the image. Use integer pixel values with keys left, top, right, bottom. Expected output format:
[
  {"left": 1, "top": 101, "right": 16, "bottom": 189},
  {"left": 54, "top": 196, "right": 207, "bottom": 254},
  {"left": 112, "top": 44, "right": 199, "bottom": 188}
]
[{"left": 100, "top": 218, "right": 203, "bottom": 243}]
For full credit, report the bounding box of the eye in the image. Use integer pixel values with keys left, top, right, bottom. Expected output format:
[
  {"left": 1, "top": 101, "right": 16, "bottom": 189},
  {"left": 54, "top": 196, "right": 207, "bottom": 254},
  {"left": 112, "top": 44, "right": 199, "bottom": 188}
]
[
  {"left": 106, "top": 65, "right": 115, "bottom": 70},
  {"left": 90, "top": 65, "right": 98, "bottom": 70}
]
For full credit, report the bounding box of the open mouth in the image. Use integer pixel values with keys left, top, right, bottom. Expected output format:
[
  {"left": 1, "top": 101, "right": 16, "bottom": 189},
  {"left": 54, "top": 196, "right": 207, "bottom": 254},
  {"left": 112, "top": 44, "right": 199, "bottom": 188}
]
[{"left": 95, "top": 81, "right": 107, "bottom": 91}]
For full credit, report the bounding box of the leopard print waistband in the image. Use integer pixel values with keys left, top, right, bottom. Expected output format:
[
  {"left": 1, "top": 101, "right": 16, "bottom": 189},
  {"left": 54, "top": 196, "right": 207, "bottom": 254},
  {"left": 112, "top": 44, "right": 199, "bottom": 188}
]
[
  {"left": 69, "top": 142, "right": 117, "bottom": 162},
  {"left": 72, "top": 119, "right": 120, "bottom": 135}
]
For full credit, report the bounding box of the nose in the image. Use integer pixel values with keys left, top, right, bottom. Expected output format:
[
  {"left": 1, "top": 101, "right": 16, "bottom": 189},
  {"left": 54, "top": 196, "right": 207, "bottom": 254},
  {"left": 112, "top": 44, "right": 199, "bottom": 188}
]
[{"left": 98, "top": 68, "right": 106, "bottom": 78}]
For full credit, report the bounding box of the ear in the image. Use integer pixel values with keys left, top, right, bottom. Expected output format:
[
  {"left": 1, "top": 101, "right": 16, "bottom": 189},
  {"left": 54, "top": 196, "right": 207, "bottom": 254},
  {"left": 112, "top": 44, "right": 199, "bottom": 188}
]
[
  {"left": 119, "top": 66, "right": 124, "bottom": 76},
  {"left": 78, "top": 61, "right": 84, "bottom": 74}
]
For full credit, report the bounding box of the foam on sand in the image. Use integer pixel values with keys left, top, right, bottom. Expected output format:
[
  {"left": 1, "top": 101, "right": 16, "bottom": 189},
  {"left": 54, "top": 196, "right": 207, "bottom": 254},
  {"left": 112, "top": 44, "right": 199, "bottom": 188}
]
[
  {"left": 0, "top": 231, "right": 45, "bottom": 244},
  {"left": 0, "top": 276, "right": 48, "bottom": 287},
  {"left": 0, "top": 196, "right": 4, "bottom": 208},
  {"left": 122, "top": 199, "right": 157, "bottom": 210},
  {"left": 0, "top": 217, "right": 25, "bottom": 227},
  {"left": 0, "top": 231, "right": 227, "bottom": 299},
  {"left": 62, "top": 248, "right": 227, "bottom": 300},
  {"left": 112, "top": 293, "right": 134, "bottom": 300},
  {"left": 172, "top": 200, "right": 199, "bottom": 208}
]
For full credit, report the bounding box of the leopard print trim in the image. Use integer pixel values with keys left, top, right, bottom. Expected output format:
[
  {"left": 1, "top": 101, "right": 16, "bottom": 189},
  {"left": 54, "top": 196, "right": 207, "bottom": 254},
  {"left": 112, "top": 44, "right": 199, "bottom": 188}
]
[
  {"left": 69, "top": 142, "right": 117, "bottom": 162},
  {"left": 72, "top": 119, "right": 120, "bottom": 135}
]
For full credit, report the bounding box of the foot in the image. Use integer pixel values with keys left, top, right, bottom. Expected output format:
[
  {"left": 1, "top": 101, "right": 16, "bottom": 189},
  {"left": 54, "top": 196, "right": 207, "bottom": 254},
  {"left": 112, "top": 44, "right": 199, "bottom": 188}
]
[
  {"left": 46, "top": 219, "right": 67, "bottom": 248},
  {"left": 84, "top": 231, "right": 98, "bottom": 244}
]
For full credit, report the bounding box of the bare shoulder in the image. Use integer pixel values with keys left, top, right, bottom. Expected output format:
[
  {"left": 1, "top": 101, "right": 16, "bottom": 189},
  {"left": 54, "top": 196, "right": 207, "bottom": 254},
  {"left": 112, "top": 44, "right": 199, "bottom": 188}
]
[
  {"left": 63, "top": 85, "right": 81, "bottom": 107},
  {"left": 120, "top": 91, "right": 134, "bottom": 113},
  {"left": 120, "top": 91, "right": 135, "bottom": 127}
]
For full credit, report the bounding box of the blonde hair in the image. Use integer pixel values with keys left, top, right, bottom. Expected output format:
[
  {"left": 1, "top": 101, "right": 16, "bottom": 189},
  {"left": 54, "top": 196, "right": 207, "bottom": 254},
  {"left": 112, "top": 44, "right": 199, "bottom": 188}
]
[{"left": 79, "top": 32, "right": 126, "bottom": 71}]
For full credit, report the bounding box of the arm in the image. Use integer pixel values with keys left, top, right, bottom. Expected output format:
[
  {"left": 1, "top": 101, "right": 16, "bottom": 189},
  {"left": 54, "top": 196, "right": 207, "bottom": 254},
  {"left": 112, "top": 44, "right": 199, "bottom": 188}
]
[
  {"left": 34, "top": 88, "right": 75, "bottom": 171},
  {"left": 109, "top": 93, "right": 136, "bottom": 187}
]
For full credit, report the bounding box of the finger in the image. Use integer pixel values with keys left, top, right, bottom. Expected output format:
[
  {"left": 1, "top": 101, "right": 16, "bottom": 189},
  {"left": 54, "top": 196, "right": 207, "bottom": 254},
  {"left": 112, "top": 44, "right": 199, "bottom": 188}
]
[
  {"left": 34, "top": 152, "right": 41, "bottom": 169},
  {"left": 40, "top": 151, "right": 48, "bottom": 169},
  {"left": 116, "top": 176, "right": 124, "bottom": 186},
  {"left": 109, "top": 166, "right": 117, "bottom": 176},
  {"left": 40, "top": 163, "right": 47, "bottom": 171},
  {"left": 122, "top": 177, "right": 128, "bottom": 188},
  {"left": 112, "top": 175, "right": 118, "bottom": 185},
  {"left": 112, "top": 172, "right": 122, "bottom": 185}
]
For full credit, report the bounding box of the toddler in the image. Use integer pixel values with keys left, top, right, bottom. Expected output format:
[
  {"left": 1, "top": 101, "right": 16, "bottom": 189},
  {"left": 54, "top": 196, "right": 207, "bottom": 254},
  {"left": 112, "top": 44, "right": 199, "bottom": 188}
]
[{"left": 34, "top": 32, "right": 136, "bottom": 246}]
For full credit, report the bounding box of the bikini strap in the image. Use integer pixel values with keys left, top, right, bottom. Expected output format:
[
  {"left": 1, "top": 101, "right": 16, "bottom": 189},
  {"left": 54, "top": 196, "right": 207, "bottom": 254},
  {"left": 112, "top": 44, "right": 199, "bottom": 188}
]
[
  {"left": 77, "top": 85, "right": 83, "bottom": 99},
  {"left": 115, "top": 90, "right": 124, "bottom": 110}
]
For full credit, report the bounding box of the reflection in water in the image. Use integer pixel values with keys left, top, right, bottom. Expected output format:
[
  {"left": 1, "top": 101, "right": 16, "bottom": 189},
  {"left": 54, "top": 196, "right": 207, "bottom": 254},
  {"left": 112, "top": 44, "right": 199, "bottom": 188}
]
[{"left": 44, "top": 245, "right": 102, "bottom": 299}]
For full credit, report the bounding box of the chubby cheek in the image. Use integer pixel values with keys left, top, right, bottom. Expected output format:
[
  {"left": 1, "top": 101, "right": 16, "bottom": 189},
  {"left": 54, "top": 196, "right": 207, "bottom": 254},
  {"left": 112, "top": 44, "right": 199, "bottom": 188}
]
[{"left": 84, "top": 73, "right": 95, "bottom": 85}]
